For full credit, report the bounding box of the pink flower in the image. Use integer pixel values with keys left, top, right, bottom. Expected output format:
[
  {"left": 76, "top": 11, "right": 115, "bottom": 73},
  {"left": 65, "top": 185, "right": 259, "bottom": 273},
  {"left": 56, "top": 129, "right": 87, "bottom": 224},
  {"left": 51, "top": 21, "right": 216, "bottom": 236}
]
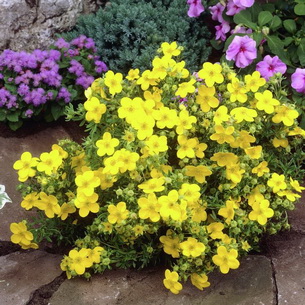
[
  {"left": 226, "top": 0, "right": 244, "bottom": 16},
  {"left": 209, "top": 3, "right": 225, "bottom": 23},
  {"left": 231, "top": 25, "right": 252, "bottom": 35},
  {"left": 215, "top": 21, "right": 231, "bottom": 41},
  {"left": 233, "top": 0, "right": 254, "bottom": 8},
  {"left": 256, "top": 55, "right": 287, "bottom": 81},
  {"left": 187, "top": 0, "right": 205, "bottom": 17},
  {"left": 291, "top": 68, "right": 305, "bottom": 94},
  {"left": 226, "top": 35, "right": 257, "bottom": 68}
]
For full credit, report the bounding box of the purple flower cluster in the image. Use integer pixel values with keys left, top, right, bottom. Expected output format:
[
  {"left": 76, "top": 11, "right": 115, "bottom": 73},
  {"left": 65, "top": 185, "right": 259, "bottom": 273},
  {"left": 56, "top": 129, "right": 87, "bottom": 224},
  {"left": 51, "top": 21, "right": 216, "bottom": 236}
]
[
  {"left": 0, "top": 35, "right": 108, "bottom": 122},
  {"left": 256, "top": 55, "right": 287, "bottom": 81}
]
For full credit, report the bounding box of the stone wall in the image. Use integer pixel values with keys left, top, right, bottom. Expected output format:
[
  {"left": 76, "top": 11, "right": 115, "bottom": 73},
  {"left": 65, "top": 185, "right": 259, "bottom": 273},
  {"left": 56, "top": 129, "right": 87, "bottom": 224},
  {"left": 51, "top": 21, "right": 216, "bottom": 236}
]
[{"left": 0, "top": 0, "right": 104, "bottom": 52}]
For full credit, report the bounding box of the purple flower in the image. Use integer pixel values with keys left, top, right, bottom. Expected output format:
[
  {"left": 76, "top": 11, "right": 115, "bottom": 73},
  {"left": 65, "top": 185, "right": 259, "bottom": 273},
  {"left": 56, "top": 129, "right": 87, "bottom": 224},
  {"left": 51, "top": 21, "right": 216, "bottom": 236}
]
[
  {"left": 25, "top": 109, "right": 34, "bottom": 118},
  {"left": 94, "top": 60, "right": 108, "bottom": 73},
  {"left": 209, "top": 3, "right": 225, "bottom": 23},
  {"left": 233, "top": 0, "right": 254, "bottom": 8},
  {"left": 291, "top": 68, "right": 305, "bottom": 94},
  {"left": 57, "top": 87, "right": 71, "bottom": 103},
  {"left": 226, "top": 35, "right": 257, "bottom": 68},
  {"left": 17, "top": 84, "right": 30, "bottom": 96},
  {"left": 226, "top": 0, "right": 244, "bottom": 16},
  {"left": 54, "top": 38, "right": 70, "bottom": 49},
  {"left": 187, "top": 0, "right": 205, "bottom": 18},
  {"left": 215, "top": 21, "right": 231, "bottom": 41},
  {"left": 256, "top": 55, "right": 287, "bottom": 81},
  {"left": 76, "top": 75, "right": 94, "bottom": 89},
  {"left": 231, "top": 25, "right": 252, "bottom": 35}
]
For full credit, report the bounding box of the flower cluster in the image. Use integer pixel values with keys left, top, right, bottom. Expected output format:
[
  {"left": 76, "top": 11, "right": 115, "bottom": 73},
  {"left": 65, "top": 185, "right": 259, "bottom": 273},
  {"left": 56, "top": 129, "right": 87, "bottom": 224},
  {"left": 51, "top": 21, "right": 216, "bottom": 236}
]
[
  {"left": 0, "top": 35, "right": 107, "bottom": 130},
  {"left": 11, "top": 42, "right": 305, "bottom": 293}
]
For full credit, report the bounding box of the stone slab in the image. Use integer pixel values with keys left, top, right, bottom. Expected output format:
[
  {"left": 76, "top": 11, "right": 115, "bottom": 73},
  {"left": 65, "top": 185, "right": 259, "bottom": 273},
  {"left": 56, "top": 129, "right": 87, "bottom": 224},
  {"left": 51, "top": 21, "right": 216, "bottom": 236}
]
[
  {"left": 287, "top": 191, "right": 305, "bottom": 233},
  {"left": 50, "top": 255, "right": 275, "bottom": 305},
  {"left": 269, "top": 234, "right": 305, "bottom": 305},
  {"left": 0, "top": 124, "right": 71, "bottom": 241},
  {"left": 0, "top": 250, "right": 62, "bottom": 305}
]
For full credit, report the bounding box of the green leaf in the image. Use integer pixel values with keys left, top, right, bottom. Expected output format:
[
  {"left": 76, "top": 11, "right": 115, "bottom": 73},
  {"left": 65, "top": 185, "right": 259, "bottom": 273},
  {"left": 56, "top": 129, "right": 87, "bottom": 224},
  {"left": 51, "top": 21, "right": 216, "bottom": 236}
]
[
  {"left": 8, "top": 120, "right": 23, "bottom": 131},
  {"left": 210, "top": 38, "right": 224, "bottom": 51},
  {"left": 258, "top": 11, "right": 273, "bottom": 26},
  {"left": 294, "top": 3, "right": 305, "bottom": 15},
  {"left": 266, "top": 35, "right": 290, "bottom": 65},
  {"left": 0, "top": 109, "right": 6, "bottom": 121},
  {"left": 6, "top": 111, "right": 20, "bottom": 122},
  {"left": 233, "top": 10, "right": 257, "bottom": 30},
  {"left": 252, "top": 32, "right": 264, "bottom": 46},
  {"left": 51, "top": 104, "right": 64, "bottom": 121},
  {"left": 269, "top": 16, "right": 282, "bottom": 31},
  {"left": 297, "top": 39, "right": 305, "bottom": 66},
  {"left": 283, "top": 37, "right": 294, "bottom": 46},
  {"left": 283, "top": 19, "right": 297, "bottom": 33}
]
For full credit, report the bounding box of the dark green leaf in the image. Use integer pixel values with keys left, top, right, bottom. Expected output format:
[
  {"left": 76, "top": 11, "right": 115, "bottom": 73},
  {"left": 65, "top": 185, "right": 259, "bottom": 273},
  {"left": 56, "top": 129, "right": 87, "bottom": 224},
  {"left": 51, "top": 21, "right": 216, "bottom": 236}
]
[
  {"left": 269, "top": 15, "right": 282, "bottom": 30},
  {"left": 283, "top": 37, "right": 294, "bottom": 46},
  {"left": 233, "top": 10, "right": 257, "bottom": 30},
  {"left": 51, "top": 104, "right": 64, "bottom": 121},
  {"left": 6, "top": 111, "right": 20, "bottom": 122},
  {"left": 252, "top": 32, "right": 264, "bottom": 46},
  {"left": 297, "top": 39, "right": 305, "bottom": 66},
  {"left": 0, "top": 109, "right": 6, "bottom": 121},
  {"left": 294, "top": 3, "right": 305, "bottom": 15},
  {"left": 283, "top": 19, "right": 297, "bottom": 33},
  {"left": 210, "top": 39, "right": 224, "bottom": 51},
  {"left": 258, "top": 11, "right": 273, "bottom": 26},
  {"left": 8, "top": 120, "right": 23, "bottom": 131},
  {"left": 266, "top": 36, "right": 290, "bottom": 65}
]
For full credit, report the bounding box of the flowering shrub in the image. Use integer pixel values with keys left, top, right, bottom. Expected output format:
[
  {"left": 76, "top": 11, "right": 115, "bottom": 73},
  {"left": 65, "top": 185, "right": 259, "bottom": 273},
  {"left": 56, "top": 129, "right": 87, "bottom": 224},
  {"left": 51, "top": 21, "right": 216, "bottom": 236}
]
[
  {"left": 0, "top": 35, "right": 107, "bottom": 130},
  {"left": 10, "top": 43, "right": 305, "bottom": 293}
]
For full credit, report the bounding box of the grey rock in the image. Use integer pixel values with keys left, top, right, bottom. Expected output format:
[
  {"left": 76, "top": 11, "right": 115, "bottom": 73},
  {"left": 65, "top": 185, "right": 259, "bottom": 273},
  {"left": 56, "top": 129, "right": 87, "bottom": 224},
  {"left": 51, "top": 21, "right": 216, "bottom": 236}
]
[
  {"left": 0, "top": 250, "right": 62, "bottom": 305},
  {"left": 0, "top": 0, "right": 101, "bottom": 52},
  {"left": 287, "top": 191, "right": 305, "bottom": 233},
  {"left": 50, "top": 255, "right": 275, "bottom": 305},
  {"left": 0, "top": 124, "right": 71, "bottom": 241}
]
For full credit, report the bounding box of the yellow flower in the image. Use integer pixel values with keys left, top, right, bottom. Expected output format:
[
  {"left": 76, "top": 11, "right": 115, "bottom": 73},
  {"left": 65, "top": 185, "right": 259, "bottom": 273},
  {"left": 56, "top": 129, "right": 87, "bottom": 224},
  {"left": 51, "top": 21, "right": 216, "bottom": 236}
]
[
  {"left": 207, "top": 222, "right": 224, "bottom": 239},
  {"left": 35, "top": 192, "right": 61, "bottom": 218},
  {"left": 37, "top": 150, "right": 63, "bottom": 175},
  {"left": 159, "top": 230, "right": 180, "bottom": 258},
  {"left": 10, "top": 221, "right": 34, "bottom": 247},
  {"left": 213, "top": 105, "right": 230, "bottom": 125},
  {"left": 136, "top": 70, "right": 158, "bottom": 90},
  {"left": 218, "top": 199, "right": 235, "bottom": 224},
  {"left": 212, "top": 246, "right": 240, "bottom": 274},
  {"left": 248, "top": 199, "right": 274, "bottom": 225},
  {"left": 185, "top": 165, "right": 212, "bottom": 183},
  {"left": 103, "top": 154, "right": 123, "bottom": 175},
  {"left": 13, "top": 152, "right": 39, "bottom": 182},
  {"left": 52, "top": 144, "right": 68, "bottom": 159},
  {"left": 198, "top": 62, "right": 224, "bottom": 87},
  {"left": 272, "top": 137, "right": 288, "bottom": 148},
  {"left": 133, "top": 225, "right": 145, "bottom": 236},
  {"left": 226, "top": 164, "right": 245, "bottom": 184},
  {"left": 210, "top": 152, "right": 238, "bottom": 167},
  {"left": 244, "top": 145, "right": 262, "bottom": 159},
  {"left": 126, "top": 68, "right": 140, "bottom": 81},
  {"left": 138, "top": 177, "right": 165, "bottom": 193},
  {"left": 87, "top": 246, "right": 105, "bottom": 264},
  {"left": 230, "top": 107, "right": 257, "bottom": 123},
  {"left": 190, "top": 273, "right": 210, "bottom": 291},
  {"left": 252, "top": 161, "right": 269, "bottom": 177},
  {"left": 227, "top": 78, "right": 248, "bottom": 103},
  {"left": 138, "top": 193, "right": 161, "bottom": 222},
  {"left": 118, "top": 97, "right": 144, "bottom": 124},
  {"left": 159, "top": 190, "right": 181, "bottom": 220},
  {"left": 272, "top": 105, "right": 299, "bottom": 126},
  {"left": 244, "top": 71, "right": 266, "bottom": 92},
  {"left": 163, "top": 269, "right": 183, "bottom": 294},
  {"left": 175, "top": 78, "right": 196, "bottom": 98},
  {"left": 194, "top": 140, "right": 208, "bottom": 158},
  {"left": 210, "top": 125, "right": 235, "bottom": 144},
  {"left": 196, "top": 85, "right": 219, "bottom": 112},
  {"left": 267, "top": 173, "right": 287, "bottom": 193},
  {"left": 131, "top": 114, "right": 155, "bottom": 140},
  {"left": 161, "top": 41, "right": 181, "bottom": 57},
  {"left": 180, "top": 237, "right": 205, "bottom": 257},
  {"left": 277, "top": 190, "right": 301, "bottom": 201},
  {"left": 231, "top": 130, "right": 256, "bottom": 149},
  {"left": 74, "top": 192, "right": 99, "bottom": 217},
  {"left": 177, "top": 135, "right": 197, "bottom": 159},
  {"left": 176, "top": 109, "right": 197, "bottom": 135},
  {"left": 116, "top": 149, "right": 139, "bottom": 173},
  {"left": 241, "top": 241, "right": 251, "bottom": 251},
  {"left": 145, "top": 135, "right": 168, "bottom": 155},
  {"left": 104, "top": 70, "right": 123, "bottom": 95},
  {"left": 288, "top": 126, "right": 305, "bottom": 136},
  {"left": 68, "top": 248, "right": 92, "bottom": 275},
  {"left": 96, "top": 132, "right": 120, "bottom": 156},
  {"left": 20, "top": 192, "right": 39, "bottom": 210},
  {"left": 75, "top": 170, "right": 101, "bottom": 196},
  {"left": 178, "top": 183, "right": 201, "bottom": 206},
  {"left": 107, "top": 201, "right": 129, "bottom": 224},
  {"left": 290, "top": 178, "right": 305, "bottom": 192},
  {"left": 255, "top": 90, "right": 280, "bottom": 114},
  {"left": 84, "top": 97, "right": 107, "bottom": 123},
  {"left": 153, "top": 106, "right": 178, "bottom": 129},
  {"left": 58, "top": 203, "right": 77, "bottom": 220}
]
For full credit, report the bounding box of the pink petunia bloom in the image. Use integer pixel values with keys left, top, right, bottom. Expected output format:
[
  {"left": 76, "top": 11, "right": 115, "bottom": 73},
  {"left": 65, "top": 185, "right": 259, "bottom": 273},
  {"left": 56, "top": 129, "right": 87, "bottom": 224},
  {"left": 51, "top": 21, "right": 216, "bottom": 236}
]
[
  {"left": 226, "top": 0, "right": 244, "bottom": 16},
  {"left": 209, "top": 3, "right": 225, "bottom": 23},
  {"left": 233, "top": 0, "right": 255, "bottom": 8},
  {"left": 187, "top": 0, "right": 205, "bottom": 17},
  {"left": 226, "top": 35, "right": 257, "bottom": 68},
  {"left": 215, "top": 21, "right": 231, "bottom": 41},
  {"left": 291, "top": 68, "right": 305, "bottom": 94},
  {"left": 256, "top": 55, "right": 287, "bottom": 81}
]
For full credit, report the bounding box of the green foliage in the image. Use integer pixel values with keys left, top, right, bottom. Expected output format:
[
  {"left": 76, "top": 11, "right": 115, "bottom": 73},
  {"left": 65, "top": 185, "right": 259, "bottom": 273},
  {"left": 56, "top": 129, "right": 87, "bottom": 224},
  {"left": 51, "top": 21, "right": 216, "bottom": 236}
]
[{"left": 61, "top": 0, "right": 212, "bottom": 74}]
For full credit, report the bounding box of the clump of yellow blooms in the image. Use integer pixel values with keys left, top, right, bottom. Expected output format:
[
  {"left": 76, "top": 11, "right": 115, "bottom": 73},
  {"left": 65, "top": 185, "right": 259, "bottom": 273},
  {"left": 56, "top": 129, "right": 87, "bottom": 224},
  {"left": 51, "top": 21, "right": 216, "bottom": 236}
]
[{"left": 11, "top": 42, "right": 305, "bottom": 294}]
